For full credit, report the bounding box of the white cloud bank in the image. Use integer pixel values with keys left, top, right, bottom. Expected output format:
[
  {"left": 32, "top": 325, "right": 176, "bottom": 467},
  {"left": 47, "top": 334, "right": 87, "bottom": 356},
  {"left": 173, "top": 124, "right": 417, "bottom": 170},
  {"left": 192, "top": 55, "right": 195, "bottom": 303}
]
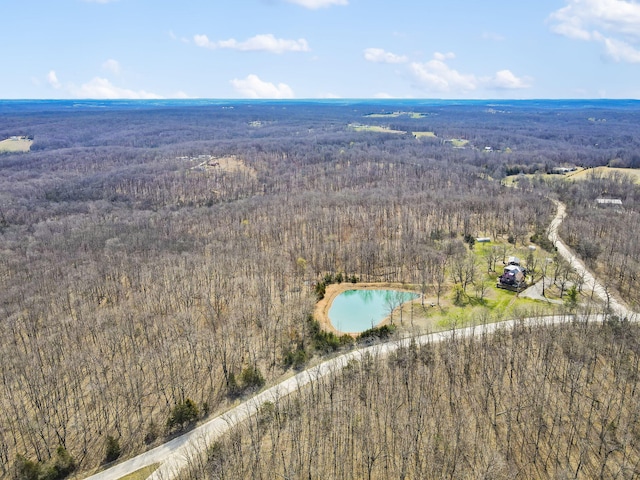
[
  {"left": 231, "top": 74, "right": 294, "bottom": 99},
  {"left": 549, "top": 0, "right": 640, "bottom": 63},
  {"left": 72, "top": 77, "right": 163, "bottom": 99},
  {"left": 408, "top": 53, "right": 530, "bottom": 94},
  {"left": 364, "top": 48, "right": 530, "bottom": 95},
  {"left": 285, "top": 0, "right": 347, "bottom": 9},
  {"left": 194, "top": 33, "right": 309, "bottom": 54},
  {"left": 46, "top": 71, "right": 165, "bottom": 99}
]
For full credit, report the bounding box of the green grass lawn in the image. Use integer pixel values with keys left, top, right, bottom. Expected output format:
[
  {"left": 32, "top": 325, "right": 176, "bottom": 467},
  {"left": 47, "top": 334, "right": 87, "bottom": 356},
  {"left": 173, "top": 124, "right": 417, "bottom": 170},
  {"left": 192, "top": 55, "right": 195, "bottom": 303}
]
[
  {"left": 413, "top": 131, "right": 437, "bottom": 138},
  {"left": 395, "top": 238, "right": 561, "bottom": 333},
  {"left": 448, "top": 138, "right": 469, "bottom": 147}
]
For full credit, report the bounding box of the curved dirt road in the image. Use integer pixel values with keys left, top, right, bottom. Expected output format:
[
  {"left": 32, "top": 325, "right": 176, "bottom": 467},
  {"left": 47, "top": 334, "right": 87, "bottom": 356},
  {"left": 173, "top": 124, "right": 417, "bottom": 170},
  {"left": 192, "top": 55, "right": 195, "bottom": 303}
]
[
  {"left": 85, "top": 198, "right": 636, "bottom": 480},
  {"left": 548, "top": 199, "right": 635, "bottom": 320}
]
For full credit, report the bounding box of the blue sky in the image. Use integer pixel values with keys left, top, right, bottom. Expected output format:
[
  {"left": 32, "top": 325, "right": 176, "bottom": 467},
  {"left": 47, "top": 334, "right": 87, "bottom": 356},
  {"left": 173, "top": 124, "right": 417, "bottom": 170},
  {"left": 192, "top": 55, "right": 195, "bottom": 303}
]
[{"left": 3, "top": 0, "right": 640, "bottom": 99}]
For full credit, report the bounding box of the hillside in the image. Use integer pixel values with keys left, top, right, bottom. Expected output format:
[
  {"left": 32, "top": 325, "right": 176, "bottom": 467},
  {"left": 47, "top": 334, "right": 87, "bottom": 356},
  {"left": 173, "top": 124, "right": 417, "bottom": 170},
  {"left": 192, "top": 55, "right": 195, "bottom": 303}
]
[
  {"left": 185, "top": 320, "right": 640, "bottom": 479},
  {"left": 0, "top": 100, "right": 639, "bottom": 478}
]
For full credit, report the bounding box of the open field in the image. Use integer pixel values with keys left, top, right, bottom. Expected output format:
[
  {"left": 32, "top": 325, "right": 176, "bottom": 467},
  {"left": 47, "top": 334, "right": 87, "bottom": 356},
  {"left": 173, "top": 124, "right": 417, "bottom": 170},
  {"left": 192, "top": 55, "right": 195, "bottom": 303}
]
[
  {"left": 413, "top": 131, "right": 437, "bottom": 138},
  {"left": 348, "top": 123, "right": 406, "bottom": 134},
  {"left": 186, "top": 154, "right": 257, "bottom": 178},
  {"left": 565, "top": 165, "right": 640, "bottom": 183},
  {"left": 504, "top": 166, "right": 640, "bottom": 187},
  {"left": 447, "top": 138, "right": 469, "bottom": 147},
  {"left": 0, "top": 136, "right": 32, "bottom": 153}
]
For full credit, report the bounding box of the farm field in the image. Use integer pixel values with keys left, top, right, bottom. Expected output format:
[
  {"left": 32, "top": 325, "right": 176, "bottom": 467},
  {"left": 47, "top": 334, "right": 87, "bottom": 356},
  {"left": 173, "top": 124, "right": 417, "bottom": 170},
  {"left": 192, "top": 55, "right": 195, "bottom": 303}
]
[
  {"left": 348, "top": 123, "right": 406, "bottom": 134},
  {"left": 565, "top": 165, "right": 640, "bottom": 183},
  {"left": 0, "top": 136, "right": 32, "bottom": 152},
  {"left": 364, "top": 111, "right": 428, "bottom": 118}
]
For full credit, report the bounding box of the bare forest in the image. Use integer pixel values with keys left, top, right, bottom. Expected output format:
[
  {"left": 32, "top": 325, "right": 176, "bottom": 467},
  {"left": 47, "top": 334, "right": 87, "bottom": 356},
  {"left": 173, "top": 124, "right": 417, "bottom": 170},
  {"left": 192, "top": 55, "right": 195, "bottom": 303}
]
[
  {"left": 185, "top": 320, "right": 640, "bottom": 479},
  {"left": 0, "top": 100, "right": 639, "bottom": 478}
]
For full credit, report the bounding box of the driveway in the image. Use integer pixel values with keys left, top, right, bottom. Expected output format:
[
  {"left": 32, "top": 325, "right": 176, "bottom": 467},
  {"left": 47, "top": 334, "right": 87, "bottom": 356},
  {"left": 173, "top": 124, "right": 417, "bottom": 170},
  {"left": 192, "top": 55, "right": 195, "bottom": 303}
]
[{"left": 548, "top": 199, "right": 635, "bottom": 320}]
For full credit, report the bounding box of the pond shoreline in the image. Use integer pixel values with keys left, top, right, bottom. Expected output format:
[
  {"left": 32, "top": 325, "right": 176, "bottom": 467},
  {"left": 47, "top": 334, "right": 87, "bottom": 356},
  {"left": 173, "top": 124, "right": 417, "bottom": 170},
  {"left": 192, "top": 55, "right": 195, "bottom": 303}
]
[{"left": 314, "top": 282, "right": 420, "bottom": 336}]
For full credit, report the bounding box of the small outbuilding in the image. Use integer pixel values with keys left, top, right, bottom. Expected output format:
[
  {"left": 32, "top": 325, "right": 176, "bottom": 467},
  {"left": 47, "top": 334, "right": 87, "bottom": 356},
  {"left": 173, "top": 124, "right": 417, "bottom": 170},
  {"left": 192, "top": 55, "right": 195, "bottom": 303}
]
[{"left": 507, "top": 256, "right": 520, "bottom": 266}]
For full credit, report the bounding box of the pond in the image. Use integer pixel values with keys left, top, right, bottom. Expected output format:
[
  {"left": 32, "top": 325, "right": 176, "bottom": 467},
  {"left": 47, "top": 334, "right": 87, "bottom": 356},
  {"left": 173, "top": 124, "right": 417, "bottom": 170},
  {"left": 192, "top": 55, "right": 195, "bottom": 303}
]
[{"left": 328, "top": 289, "right": 419, "bottom": 333}]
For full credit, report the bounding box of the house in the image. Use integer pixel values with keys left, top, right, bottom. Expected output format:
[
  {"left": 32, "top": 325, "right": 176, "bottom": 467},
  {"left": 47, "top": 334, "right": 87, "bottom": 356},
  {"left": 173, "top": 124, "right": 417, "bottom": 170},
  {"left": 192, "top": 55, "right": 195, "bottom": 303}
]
[
  {"left": 498, "top": 264, "right": 527, "bottom": 290},
  {"left": 497, "top": 256, "right": 528, "bottom": 291},
  {"left": 596, "top": 198, "right": 622, "bottom": 206},
  {"left": 552, "top": 166, "right": 577, "bottom": 174}
]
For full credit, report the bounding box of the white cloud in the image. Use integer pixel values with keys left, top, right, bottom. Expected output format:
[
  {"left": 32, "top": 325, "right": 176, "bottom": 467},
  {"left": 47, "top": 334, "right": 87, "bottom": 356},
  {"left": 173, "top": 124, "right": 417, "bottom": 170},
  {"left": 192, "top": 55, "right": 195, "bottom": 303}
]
[
  {"left": 102, "top": 59, "right": 121, "bottom": 75},
  {"left": 409, "top": 54, "right": 477, "bottom": 93},
  {"left": 363, "top": 48, "right": 408, "bottom": 64},
  {"left": 47, "top": 70, "right": 61, "bottom": 89},
  {"left": 230, "top": 74, "right": 294, "bottom": 99},
  {"left": 193, "top": 35, "right": 211, "bottom": 48},
  {"left": 597, "top": 33, "right": 640, "bottom": 62},
  {"left": 285, "top": 0, "right": 348, "bottom": 9},
  {"left": 194, "top": 33, "right": 309, "bottom": 53},
  {"left": 486, "top": 70, "right": 532, "bottom": 89},
  {"left": 194, "top": 34, "right": 212, "bottom": 48},
  {"left": 433, "top": 52, "right": 455, "bottom": 61},
  {"left": 549, "top": 0, "right": 640, "bottom": 62},
  {"left": 72, "top": 77, "right": 162, "bottom": 99}
]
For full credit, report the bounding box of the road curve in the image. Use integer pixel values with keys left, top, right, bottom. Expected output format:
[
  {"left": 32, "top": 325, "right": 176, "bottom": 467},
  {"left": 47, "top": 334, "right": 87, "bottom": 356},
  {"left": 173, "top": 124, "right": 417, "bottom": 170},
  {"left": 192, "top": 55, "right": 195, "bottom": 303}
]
[{"left": 85, "top": 198, "right": 636, "bottom": 480}]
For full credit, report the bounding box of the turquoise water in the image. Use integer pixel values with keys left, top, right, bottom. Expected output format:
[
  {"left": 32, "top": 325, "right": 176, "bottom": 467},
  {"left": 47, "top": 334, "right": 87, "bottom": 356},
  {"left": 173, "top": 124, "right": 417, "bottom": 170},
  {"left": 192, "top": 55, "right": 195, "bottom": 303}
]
[{"left": 328, "top": 289, "right": 419, "bottom": 333}]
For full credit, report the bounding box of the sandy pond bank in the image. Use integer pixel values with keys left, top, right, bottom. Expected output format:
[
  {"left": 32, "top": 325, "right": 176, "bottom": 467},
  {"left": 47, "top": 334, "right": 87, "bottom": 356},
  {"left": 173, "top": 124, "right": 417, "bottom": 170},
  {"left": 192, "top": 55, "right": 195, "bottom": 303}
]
[{"left": 314, "top": 282, "right": 423, "bottom": 336}]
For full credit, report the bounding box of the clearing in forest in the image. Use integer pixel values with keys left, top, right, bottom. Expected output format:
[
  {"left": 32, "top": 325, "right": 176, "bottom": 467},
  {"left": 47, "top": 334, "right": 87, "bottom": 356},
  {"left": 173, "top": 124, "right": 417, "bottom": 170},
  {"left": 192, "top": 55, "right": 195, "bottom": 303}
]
[
  {"left": 566, "top": 166, "right": 640, "bottom": 184},
  {"left": 348, "top": 123, "right": 406, "bottom": 134},
  {"left": 504, "top": 166, "right": 640, "bottom": 186},
  {"left": 0, "top": 136, "right": 32, "bottom": 153},
  {"left": 187, "top": 155, "right": 257, "bottom": 178},
  {"left": 364, "top": 111, "right": 428, "bottom": 119},
  {"left": 413, "top": 131, "right": 437, "bottom": 138},
  {"left": 447, "top": 138, "right": 469, "bottom": 147}
]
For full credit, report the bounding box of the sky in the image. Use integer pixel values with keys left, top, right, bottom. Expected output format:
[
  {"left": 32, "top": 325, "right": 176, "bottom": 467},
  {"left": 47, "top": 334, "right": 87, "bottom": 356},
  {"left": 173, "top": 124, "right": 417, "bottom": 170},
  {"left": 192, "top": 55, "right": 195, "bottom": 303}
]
[{"left": 3, "top": 0, "right": 640, "bottom": 99}]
